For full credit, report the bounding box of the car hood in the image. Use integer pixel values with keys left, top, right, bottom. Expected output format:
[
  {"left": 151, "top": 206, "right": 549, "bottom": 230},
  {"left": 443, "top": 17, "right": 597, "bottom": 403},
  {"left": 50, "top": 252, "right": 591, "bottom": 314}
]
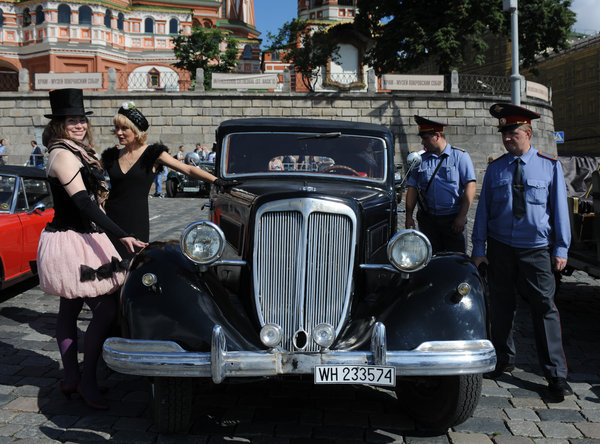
[{"left": 228, "top": 178, "right": 389, "bottom": 204}]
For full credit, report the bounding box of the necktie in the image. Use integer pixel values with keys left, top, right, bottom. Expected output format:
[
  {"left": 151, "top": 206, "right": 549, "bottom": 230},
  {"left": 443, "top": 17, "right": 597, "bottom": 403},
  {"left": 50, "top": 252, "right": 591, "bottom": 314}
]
[{"left": 513, "top": 158, "right": 525, "bottom": 218}]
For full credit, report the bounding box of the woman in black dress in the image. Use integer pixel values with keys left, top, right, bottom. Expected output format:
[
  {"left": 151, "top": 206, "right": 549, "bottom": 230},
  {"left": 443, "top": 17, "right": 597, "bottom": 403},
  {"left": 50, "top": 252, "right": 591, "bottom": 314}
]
[{"left": 101, "top": 102, "right": 226, "bottom": 259}]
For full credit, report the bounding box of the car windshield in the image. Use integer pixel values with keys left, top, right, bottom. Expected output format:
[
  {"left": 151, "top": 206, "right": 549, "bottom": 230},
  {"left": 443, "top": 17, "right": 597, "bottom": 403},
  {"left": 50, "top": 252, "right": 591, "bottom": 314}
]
[
  {"left": 0, "top": 175, "right": 16, "bottom": 212},
  {"left": 222, "top": 132, "right": 387, "bottom": 181}
]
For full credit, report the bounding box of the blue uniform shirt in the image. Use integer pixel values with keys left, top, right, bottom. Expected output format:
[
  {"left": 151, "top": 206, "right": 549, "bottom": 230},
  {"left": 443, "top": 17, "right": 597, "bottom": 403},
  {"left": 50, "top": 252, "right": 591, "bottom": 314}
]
[
  {"left": 472, "top": 147, "right": 571, "bottom": 259},
  {"left": 407, "top": 143, "right": 476, "bottom": 215}
]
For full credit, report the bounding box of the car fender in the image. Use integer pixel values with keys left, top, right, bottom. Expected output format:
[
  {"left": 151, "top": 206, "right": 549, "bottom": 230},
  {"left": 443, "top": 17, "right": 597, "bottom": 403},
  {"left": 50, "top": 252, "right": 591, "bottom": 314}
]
[
  {"left": 121, "top": 241, "right": 262, "bottom": 352},
  {"left": 341, "top": 254, "right": 488, "bottom": 351},
  {"left": 380, "top": 254, "right": 489, "bottom": 350}
]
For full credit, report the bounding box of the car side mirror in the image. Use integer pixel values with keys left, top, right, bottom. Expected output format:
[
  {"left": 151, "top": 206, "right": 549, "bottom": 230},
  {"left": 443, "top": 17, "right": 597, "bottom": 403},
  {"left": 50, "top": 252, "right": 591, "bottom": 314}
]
[
  {"left": 28, "top": 201, "right": 46, "bottom": 214},
  {"left": 394, "top": 151, "right": 423, "bottom": 198}
]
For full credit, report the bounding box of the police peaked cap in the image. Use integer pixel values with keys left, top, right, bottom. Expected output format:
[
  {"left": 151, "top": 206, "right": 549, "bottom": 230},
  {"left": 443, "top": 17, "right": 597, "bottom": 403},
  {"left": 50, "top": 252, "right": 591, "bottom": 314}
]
[
  {"left": 489, "top": 103, "right": 540, "bottom": 132},
  {"left": 414, "top": 115, "right": 449, "bottom": 135}
]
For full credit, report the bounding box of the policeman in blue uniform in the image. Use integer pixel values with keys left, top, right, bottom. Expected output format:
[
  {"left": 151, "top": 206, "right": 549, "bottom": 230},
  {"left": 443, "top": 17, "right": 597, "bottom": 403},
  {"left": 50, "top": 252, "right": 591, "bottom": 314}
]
[
  {"left": 472, "top": 103, "right": 572, "bottom": 400},
  {"left": 405, "top": 116, "right": 476, "bottom": 253}
]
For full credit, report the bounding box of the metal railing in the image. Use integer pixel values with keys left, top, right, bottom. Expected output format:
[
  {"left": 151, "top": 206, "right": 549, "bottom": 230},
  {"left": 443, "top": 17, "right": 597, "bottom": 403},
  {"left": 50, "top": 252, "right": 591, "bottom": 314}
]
[
  {"left": 115, "top": 71, "right": 192, "bottom": 91},
  {"left": 9, "top": 67, "right": 534, "bottom": 98},
  {"left": 458, "top": 73, "right": 511, "bottom": 95},
  {"left": 0, "top": 72, "right": 19, "bottom": 91}
]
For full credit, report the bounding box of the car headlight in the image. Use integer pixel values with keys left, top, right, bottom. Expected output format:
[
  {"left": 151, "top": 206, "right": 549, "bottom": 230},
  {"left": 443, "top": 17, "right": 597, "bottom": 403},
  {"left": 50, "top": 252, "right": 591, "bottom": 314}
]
[
  {"left": 387, "top": 229, "right": 432, "bottom": 272},
  {"left": 180, "top": 221, "right": 225, "bottom": 265}
]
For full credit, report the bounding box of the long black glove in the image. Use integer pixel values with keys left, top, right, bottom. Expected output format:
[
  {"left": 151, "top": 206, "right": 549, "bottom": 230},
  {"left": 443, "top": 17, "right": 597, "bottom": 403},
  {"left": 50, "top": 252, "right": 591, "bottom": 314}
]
[
  {"left": 213, "top": 178, "right": 239, "bottom": 193},
  {"left": 71, "top": 190, "right": 129, "bottom": 239}
]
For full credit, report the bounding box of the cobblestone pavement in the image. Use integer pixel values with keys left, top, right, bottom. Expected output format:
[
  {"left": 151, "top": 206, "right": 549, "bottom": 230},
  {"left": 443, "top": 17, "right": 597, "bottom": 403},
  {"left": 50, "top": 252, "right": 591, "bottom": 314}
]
[{"left": 0, "top": 197, "right": 599, "bottom": 443}]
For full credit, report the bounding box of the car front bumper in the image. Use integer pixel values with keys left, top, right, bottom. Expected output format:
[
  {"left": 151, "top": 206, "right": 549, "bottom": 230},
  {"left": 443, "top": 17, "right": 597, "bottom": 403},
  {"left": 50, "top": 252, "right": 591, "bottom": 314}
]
[{"left": 103, "top": 323, "right": 496, "bottom": 383}]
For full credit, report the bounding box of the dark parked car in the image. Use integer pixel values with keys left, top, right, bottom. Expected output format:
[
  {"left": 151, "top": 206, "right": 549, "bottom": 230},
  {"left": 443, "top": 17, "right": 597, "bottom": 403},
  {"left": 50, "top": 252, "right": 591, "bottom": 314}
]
[
  {"left": 165, "top": 153, "right": 215, "bottom": 197},
  {"left": 558, "top": 155, "right": 600, "bottom": 279},
  {"left": 103, "top": 119, "right": 495, "bottom": 433},
  {"left": 0, "top": 165, "right": 54, "bottom": 289}
]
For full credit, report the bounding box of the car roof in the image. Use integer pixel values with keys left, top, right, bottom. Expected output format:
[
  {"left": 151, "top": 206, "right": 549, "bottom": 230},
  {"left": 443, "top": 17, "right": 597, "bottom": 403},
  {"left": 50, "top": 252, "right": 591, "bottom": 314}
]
[
  {"left": 217, "top": 118, "right": 393, "bottom": 139},
  {"left": 0, "top": 165, "right": 47, "bottom": 179}
]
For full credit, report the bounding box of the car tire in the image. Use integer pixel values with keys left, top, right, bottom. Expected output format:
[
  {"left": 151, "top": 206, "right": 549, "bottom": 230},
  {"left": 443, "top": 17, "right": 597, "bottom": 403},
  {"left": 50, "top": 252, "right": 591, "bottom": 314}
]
[
  {"left": 165, "top": 179, "right": 177, "bottom": 198},
  {"left": 395, "top": 374, "right": 482, "bottom": 431},
  {"left": 152, "top": 377, "right": 194, "bottom": 433}
]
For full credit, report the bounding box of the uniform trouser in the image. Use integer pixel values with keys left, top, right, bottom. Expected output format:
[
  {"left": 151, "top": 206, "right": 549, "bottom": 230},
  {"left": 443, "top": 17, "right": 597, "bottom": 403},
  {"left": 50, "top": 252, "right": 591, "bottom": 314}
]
[
  {"left": 487, "top": 237, "right": 568, "bottom": 378},
  {"left": 416, "top": 210, "right": 466, "bottom": 254}
]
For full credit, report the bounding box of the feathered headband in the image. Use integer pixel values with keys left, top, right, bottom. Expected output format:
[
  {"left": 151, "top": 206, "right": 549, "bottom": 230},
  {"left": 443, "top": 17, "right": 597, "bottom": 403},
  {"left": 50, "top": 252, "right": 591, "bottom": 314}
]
[{"left": 118, "top": 101, "right": 149, "bottom": 132}]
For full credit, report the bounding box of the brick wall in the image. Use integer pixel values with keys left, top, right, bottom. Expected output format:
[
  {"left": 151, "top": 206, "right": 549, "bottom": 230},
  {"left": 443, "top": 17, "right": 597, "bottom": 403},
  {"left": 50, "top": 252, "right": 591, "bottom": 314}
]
[{"left": 0, "top": 91, "right": 556, "bottom": 183}]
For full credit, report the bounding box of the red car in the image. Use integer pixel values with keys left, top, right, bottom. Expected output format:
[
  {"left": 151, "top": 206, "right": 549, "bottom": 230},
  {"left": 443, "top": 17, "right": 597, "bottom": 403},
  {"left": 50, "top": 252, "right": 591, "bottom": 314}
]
[{"left": 0, "top": 165, "right": 54, "bottom": 289}]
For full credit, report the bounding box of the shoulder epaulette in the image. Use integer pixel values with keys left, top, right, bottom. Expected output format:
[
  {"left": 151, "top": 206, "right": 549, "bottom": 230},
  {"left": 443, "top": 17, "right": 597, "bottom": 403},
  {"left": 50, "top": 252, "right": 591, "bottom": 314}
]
[
  {"left": 537, "top": 151, "right": 558, "bottom": 161},
  {"left": 451, "top": 146, "right": 465, "bottom": 152}
]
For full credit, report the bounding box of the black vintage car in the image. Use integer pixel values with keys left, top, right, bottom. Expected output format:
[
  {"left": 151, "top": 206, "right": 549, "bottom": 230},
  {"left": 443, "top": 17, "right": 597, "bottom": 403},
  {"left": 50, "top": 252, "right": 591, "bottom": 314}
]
[
  {"left": 165, "top": 153, "right": 215, "bottom": 197},
  {"left": 103, "top": 118, "right": 495, "bottom": 433}
]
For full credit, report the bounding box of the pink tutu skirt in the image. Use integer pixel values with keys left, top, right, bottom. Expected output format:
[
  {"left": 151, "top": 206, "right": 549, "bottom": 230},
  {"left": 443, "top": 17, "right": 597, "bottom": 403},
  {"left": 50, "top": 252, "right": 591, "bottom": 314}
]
[{"left": 37, "top": 229, "right": 127, "bottom": 299}]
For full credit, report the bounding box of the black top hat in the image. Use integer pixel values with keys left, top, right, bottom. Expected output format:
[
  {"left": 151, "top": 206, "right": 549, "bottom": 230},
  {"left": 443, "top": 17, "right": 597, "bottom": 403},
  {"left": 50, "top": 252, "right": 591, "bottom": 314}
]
[
  {"left": 44, "top": 88, "right": 93, "bottom": 119},
  {"left": 414, "top": 115, "right": 449, "bottom": 135},
  {"left": 489, "top": 103, "right": 540, "bottom": 132},
  {"left": 118, "top": 102, "right": 149, "bottom": 132}
]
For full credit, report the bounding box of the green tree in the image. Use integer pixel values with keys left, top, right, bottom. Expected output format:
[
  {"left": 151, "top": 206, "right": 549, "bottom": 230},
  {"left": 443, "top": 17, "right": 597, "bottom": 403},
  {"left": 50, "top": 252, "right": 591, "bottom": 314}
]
[
  {"left": 354, "top": 0, "right": 575, "bottom": 74},
  {"left": 516, "top": 0, "right": 576, "bottom": 70},
  {"left": 172, "top": 27, "right": 239, "bottom": 90},
  {"left": 266, "top": 19, "right": 340, "bottom": 92}
]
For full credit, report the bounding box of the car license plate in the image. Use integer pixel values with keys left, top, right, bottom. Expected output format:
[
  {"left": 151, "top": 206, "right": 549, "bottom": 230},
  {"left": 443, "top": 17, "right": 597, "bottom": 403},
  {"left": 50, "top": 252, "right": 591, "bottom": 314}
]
[
  {"left": 314, "top": 365, "right": 396, "bottom": 387},
  {"left": 183, "top": 187, "right": 200, "bottom": 192}
]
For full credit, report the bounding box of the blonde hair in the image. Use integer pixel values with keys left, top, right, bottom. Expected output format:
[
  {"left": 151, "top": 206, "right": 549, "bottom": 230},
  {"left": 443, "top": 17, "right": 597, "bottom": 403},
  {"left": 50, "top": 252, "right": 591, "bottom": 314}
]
[{"left": 113, "top": 113, "right": 148, "bottom": 144}]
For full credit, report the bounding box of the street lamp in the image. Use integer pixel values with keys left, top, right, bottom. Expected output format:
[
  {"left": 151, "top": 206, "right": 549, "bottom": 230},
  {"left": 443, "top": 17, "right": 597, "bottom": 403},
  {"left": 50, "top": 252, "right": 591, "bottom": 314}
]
[{"left": 503, "top": 0, "right": 521, "bottom": 105}]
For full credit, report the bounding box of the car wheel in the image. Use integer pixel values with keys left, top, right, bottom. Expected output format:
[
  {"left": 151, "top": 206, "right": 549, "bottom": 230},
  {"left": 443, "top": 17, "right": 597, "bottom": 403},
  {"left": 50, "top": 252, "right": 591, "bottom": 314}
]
[
  {"left": 152, "top": 377, "right": 194, "bottom": 433},
  {"left": 395, "top": 374, "right": 482, "bottom": 431},
  {"left": 165, "top": 179, "right": 177, "bottom": 198}
]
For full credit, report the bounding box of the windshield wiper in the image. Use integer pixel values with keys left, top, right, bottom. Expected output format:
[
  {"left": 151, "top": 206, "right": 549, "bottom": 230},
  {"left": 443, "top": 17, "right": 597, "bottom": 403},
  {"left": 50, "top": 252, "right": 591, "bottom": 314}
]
[{"left": 297, "top": 132, "right": 342, "bottom": 140}]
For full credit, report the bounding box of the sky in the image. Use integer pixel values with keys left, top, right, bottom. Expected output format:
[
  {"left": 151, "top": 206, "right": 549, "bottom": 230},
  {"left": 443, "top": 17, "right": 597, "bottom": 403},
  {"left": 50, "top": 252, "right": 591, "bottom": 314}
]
[
  {"left": 252, "top": 0, "right": 600, "bottom": 47},
  {"left": 253, "top": 1, "right": 298, "bottom": 46},
  {"left": 570, "top": 0, "right": 600, "bottom": 34}
]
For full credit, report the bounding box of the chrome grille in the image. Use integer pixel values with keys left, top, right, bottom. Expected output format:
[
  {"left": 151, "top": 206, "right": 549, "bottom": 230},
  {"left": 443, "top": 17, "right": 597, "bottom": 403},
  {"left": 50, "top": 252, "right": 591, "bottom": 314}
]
[{"left": 254, "top": 199, "right": 356, "bottom": 352}]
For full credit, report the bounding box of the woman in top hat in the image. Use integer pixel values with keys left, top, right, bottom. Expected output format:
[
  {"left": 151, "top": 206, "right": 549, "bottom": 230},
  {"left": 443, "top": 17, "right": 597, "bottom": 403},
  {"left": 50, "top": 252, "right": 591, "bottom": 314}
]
[
  {"left": 36, "top": 89, "right": 147, "bottom": 410},
  {"left": 101, "top": 102, "right": 230, "bottom": 259}
]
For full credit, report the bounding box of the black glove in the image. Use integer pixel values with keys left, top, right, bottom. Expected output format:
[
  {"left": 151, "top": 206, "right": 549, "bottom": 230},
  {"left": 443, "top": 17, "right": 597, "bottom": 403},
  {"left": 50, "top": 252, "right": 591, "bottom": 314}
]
[
  {"left": 213, "top": 178, "right": 238, "bottom": 193},
  {"left": 71, "top": 190, "right": 129, "bottom": 239}
]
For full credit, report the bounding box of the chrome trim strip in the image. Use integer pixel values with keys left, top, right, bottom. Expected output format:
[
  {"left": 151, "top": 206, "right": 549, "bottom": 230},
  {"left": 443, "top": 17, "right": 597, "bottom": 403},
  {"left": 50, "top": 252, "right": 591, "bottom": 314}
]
[
  {"left": 359, "top": 264, "right": 399, "bottom": 273},
  {"left": 103, "top": 336, "right": 496, "bottom": 382},
  {"left": 213, "top": 259, "right": 247, "bottom": 267}
]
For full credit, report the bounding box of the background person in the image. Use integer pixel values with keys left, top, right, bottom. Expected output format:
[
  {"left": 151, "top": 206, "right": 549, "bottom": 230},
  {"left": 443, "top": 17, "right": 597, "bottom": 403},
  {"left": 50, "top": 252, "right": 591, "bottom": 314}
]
[
  {"left": 29, "top": 140, "right": 44, "bottom": 168},
  {"left": 101, "top": 102, "right": 231, "bottom": 260},
  {"left": 471, "top": 103, "right": 572, "bottom": 400},
  {"left": 0, "top": 138, "right": 7, "bottom": 165},
  {"left": 36, "top": 89, "right": 146, "bottom": 410},
  {"left": 194, "top": 143, "right": 206, "bottom": 160},
  {"left": 152, "top": 165, "right": 167, "bottom": 197},
  {"left": 404, "top": 116, "right": 476, "bottom": 253},
  {"left": 176, "top": 145, "right": 185, "bottom": 161}
]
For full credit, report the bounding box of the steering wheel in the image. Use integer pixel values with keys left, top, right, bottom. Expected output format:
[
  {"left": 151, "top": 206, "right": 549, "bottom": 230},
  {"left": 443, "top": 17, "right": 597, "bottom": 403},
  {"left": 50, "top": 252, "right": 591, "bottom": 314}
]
[{"left": 321, "top": 164, "right": 360, "bottom": 176}]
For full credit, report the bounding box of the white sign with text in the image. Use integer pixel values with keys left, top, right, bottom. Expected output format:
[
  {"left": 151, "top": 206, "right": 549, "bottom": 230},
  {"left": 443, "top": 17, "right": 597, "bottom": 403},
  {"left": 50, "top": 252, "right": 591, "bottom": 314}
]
[
  {"left": 526, "top": 81, "right": 550, "bottom": 101},
  {"left": 35, "top": 73, "right": 103, "bottom": 90},
  {"left": 381, "top": 74, "right": 445, "bottom": 91},
  {"left": 212, "top": 73, "right": 278, "bottom": 90}
]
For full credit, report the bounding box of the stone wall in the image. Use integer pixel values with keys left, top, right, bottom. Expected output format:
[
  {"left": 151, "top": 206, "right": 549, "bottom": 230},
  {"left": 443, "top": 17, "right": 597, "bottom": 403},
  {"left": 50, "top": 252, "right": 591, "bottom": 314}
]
[{"left": 0, "top": 91, "right": 555, "bottom": 183}]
